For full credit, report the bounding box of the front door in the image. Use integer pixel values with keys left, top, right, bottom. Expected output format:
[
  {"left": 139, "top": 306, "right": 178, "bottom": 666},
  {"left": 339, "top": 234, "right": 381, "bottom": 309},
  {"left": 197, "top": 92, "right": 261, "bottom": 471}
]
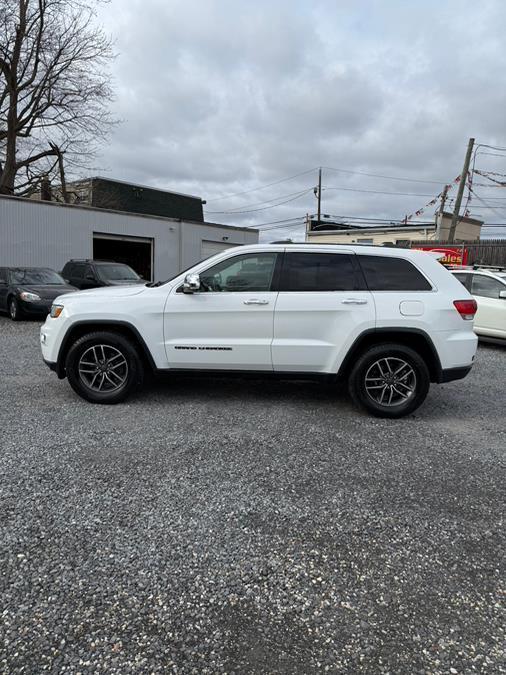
[
  {"left": 164, "top": 251, "right": 279, "bottom": 370},
  {"left": 272, "top": 250, "right": 375, "bottom": 373}
]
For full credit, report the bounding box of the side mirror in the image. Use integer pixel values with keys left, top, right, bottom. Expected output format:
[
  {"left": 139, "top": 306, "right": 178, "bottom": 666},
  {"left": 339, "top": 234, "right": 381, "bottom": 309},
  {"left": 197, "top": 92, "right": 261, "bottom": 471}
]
[
  {"left": 85, "top": 273, "right": 95, "bottom": 281},
  {"left": 183, "top": 273, "right": 200, "bottom": 293},
  {"left": 0, "top": 279, "right": 6, "bottom": 286},
  {"left": 499, "top": 290, "right": 506, "bottom": 300}
]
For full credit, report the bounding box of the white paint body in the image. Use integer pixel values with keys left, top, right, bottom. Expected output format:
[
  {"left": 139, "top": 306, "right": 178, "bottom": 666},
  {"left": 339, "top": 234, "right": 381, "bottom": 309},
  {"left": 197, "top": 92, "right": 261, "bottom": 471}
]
[
  {"left": 452, "top": 269, "right": 506, "bottom": 339},
  {"left": 41, "top": 244, "right": 478, "bottom": 375}
]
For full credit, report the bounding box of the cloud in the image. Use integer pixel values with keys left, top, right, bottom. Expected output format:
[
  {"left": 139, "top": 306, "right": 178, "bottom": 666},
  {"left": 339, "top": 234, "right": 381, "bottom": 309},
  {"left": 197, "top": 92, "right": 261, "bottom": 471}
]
[{"left": 95, "top": 0, "right": 506, "bottom": 239}]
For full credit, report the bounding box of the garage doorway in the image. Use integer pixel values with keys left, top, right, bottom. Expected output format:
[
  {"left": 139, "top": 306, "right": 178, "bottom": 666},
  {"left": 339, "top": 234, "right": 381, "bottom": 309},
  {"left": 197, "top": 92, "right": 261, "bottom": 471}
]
[
  {"left": 93, "top": 233, "right": 153, "bottom": 281},
  {"left": 201, "top": 240, "right": 240, "bottom": 260}
]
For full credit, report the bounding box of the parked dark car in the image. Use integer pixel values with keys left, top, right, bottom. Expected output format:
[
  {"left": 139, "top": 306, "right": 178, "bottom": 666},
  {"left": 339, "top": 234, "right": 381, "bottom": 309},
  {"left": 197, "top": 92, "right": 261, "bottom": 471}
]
[
  {"left": 61, "top": 259, "right": 144, "bottom": 290},
  {"left": 0, "top": 267, "right": 77, "bottom": 321}
]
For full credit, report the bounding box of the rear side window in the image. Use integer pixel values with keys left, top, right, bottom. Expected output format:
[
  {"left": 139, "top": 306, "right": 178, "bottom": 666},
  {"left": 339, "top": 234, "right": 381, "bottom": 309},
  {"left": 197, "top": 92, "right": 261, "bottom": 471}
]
[
  {"left": 453, "top": 273, "right": 471, "bottom": 290},
  {"left": 358, "top": 255, "right": 432, "bottom": 291},
  {"left": 280, "top": 253, "right": 358, "bottom": 292},
  {"left": 72, "top": 264, "right": 86, "bottom": 279}
]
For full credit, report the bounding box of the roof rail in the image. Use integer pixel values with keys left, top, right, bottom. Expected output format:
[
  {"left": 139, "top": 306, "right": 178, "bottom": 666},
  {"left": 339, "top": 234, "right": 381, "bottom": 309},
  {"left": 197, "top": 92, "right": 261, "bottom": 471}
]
[{"left": 472, "top": 264, "right": 506, "bottom": 272}]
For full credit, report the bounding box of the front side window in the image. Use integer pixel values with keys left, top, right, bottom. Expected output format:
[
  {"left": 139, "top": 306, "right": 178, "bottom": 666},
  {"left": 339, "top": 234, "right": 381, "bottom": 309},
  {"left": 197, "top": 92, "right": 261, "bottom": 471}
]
[
  {"left": 199, "top": 253, "right": 277, "bottom": 292},
  {"left": 471, "top": 274, "right": 505, "bottom": 299},
  {"left": 280, "top": 253, "right": 358, "bottom": 292},
  {"left": 358, "top": 255, "right": 432, "bottom": 291}
]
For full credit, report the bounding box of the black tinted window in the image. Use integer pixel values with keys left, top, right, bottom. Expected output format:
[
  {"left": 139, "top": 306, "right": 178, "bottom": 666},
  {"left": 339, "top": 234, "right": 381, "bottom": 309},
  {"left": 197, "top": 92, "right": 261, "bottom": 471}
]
[
  {"left": 281, "top": 253, "right": 358, "bottom": 292},
  {"left": 72, "top": 264, "right": 86, "bottom": 279},
  {"left": 358, "top": 255, "right": 432, "bottom": 291},
  {"left": 453, "top": 273, "right": 470, "bottom": 289},
  {"left": 0, "top": 268, "right": 7, "bottom": 282}
]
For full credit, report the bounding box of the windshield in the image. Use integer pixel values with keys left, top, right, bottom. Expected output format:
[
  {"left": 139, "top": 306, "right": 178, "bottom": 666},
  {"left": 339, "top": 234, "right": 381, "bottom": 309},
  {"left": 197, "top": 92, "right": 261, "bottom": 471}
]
[
  {"left": 97, "top": 264, "right": 140, "bottom": 281},
  {"left": 10, "top": 268, "right": 66, "bottom": 285}
]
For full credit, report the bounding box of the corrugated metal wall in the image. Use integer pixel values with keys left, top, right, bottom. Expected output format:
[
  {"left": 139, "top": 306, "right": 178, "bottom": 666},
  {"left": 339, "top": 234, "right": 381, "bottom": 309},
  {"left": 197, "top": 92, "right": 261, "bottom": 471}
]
[{"left": 0, "top": 196, "right": 258, "bottom": 280}]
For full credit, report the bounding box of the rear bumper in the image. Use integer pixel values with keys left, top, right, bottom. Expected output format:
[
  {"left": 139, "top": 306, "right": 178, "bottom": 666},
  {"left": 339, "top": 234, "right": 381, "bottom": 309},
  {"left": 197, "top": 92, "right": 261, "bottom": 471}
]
[{"left": 437, "top": 365, "right": 473, "bottom": 383}]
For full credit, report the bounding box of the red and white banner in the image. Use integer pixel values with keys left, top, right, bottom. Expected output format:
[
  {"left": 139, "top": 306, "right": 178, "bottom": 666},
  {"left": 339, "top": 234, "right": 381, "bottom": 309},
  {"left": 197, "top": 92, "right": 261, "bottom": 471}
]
[{"left": 412, "top": 245, "right": 469, "bottom": 266}]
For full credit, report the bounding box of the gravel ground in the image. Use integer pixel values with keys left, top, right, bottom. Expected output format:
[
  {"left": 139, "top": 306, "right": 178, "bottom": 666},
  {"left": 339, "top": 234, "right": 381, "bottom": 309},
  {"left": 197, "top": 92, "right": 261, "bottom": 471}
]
[{"left": 0, "top": 317, "right": 504, "bottom": 674}]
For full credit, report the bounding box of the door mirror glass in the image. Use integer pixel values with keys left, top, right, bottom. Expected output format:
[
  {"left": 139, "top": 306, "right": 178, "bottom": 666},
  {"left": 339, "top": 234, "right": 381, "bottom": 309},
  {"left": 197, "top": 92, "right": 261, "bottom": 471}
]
[
  {"left": 183, "top": 273, "right": 201, "bottom": 293},
  {"left": 499, "top": 290, "right": 506, "bottom": 300}
]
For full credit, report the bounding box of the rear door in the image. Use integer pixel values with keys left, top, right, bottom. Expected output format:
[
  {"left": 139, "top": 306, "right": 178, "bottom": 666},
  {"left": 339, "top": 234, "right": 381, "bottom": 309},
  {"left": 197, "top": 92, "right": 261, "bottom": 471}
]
[
  {"left": 272, "top": 249, "right": 374, "bottom": 373},
  {"left": 470, "top": 273, "right": 506, "bottom": 337}
]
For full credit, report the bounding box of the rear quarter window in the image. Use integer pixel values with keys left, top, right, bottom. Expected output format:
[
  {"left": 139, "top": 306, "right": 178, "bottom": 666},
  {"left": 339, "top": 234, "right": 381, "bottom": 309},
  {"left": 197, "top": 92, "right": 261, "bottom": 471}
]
[{"left": 358, "top": 255, "right": 432, "bottom": 291}]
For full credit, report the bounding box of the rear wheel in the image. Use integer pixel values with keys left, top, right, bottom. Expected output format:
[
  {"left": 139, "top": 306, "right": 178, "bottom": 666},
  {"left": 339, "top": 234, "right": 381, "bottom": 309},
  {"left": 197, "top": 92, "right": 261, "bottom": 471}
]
[
  {"left": 65, "top": 331, "right": 143, "bottom": 403},
  {"left": 348, "top": 343, "right": 430, "bottom": 418},
  {"left": 9, "top": 297, "right": 22, "bottom": 321}
]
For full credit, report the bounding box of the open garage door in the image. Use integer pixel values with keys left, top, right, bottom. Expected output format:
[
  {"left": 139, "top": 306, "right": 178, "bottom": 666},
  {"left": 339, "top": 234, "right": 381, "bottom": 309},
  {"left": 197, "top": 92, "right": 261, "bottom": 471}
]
[
  {"left": 93, "top": 233, "right": 153, "bottom": 281},
  {"left": 201, "top": 240, "right": 239, "bottom": 260}
]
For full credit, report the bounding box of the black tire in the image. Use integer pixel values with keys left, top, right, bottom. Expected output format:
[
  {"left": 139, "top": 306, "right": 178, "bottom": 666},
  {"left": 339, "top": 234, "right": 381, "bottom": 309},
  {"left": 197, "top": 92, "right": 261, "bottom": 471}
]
[
  {"left": 348, "top": 343, "right": 430, "bottom": 418},
  {"left": 9, "top": 296, "right": 22, "bottom": 321},
  {"left": 65, "top": 331, "right": 144, "bottom": 404}
]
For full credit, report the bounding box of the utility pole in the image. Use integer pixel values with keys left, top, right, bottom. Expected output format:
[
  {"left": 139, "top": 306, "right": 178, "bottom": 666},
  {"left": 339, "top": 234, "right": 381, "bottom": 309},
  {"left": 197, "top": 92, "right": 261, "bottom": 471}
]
[
  {"left": 317, "top": 167, "right": 322, "bottom": 226},
  {"left": 436, "top": 184, "right": 450, "bottom": 239},
  {"left": 449, "top": 138, "right": 474, "bottom": 242}
]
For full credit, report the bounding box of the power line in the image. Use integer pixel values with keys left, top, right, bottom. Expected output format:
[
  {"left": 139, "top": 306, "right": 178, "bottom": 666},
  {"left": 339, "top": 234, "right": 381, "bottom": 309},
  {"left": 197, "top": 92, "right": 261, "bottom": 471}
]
[
  {"left": 322, "top": 166, "right": 446, "bottom": 185},
  {"left": 205, "top": 187, "right": 313, "bottom": 214},
  {"left": 204, "top": 189, "right": 313, "bottom": 214},
  {"left": 204, "top": 168, "right": 318, "bottom": 203},
  {"left": 323, "top": 185, "right": 440, "bottom": 198}
]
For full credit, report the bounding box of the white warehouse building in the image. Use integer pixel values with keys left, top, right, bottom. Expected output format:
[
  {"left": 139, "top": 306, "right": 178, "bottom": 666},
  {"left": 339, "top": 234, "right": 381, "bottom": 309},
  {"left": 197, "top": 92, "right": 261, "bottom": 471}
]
[{"left": 0, "top": 192, "right": 258, "bottom": 282}]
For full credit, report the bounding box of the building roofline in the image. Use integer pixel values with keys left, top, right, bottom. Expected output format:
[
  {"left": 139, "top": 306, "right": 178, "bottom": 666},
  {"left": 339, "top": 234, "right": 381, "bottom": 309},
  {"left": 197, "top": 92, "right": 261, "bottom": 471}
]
[
  {"left": 0, "top": 193, "right": 258, "bottom": 234},
  {"left": 307, "top": 224, "right": 436, "bottom": 236},
  {"left": 69, "top": 176, "right": 204, "bottom": 202}
]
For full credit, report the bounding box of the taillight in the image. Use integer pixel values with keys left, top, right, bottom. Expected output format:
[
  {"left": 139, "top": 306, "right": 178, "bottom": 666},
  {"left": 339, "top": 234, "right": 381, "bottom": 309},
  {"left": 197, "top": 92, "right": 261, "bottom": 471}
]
[{"left": 453, "top": 299, "right": 477, "bottom": 320}]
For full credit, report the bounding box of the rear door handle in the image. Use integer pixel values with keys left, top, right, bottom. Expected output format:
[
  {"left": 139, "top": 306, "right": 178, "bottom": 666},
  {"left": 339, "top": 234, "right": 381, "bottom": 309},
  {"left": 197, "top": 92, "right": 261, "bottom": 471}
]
[
  {"left": 341, "top": 298, "right": 368, "bottom": 305},
  {"left": 243, "top": 299, "right": 269, "bottom": 305}
]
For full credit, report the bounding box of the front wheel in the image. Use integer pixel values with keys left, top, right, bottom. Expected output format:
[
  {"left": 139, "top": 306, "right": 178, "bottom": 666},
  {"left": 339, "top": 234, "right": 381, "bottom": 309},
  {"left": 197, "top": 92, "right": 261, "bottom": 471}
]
[
  {"left": 348, "top": 343, "right": 430, "bottom": 418},
  {"left": 9, "top": 297, "right": 22, "bottom": 321},
  {"left": 65, "top": 331, "right": 144, "bottom": 404}
]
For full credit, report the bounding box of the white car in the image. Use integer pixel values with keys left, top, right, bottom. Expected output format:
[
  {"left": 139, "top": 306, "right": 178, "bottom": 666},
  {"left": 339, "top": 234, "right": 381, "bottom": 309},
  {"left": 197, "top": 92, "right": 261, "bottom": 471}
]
[
  {"left": 40, "top": 244, "right": 478, "bottom": 418},
  {"left": 452, "top": 267, "right": 506, "bottom": 340}
]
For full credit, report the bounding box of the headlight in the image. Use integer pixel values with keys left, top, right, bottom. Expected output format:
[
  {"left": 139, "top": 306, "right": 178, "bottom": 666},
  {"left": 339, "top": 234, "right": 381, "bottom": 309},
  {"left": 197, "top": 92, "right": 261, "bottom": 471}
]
[
  {"left": 20, "top": 291, "right": 41, "bottom": 302},
  {"left": 50, "top": 304, "right": 64, "bottom": 318}
]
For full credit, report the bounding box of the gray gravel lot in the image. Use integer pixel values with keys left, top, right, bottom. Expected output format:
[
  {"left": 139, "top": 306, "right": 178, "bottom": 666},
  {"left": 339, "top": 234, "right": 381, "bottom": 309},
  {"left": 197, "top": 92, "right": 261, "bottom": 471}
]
[{"left": 0, "top": 317, "right": 504, "bottom": 674}]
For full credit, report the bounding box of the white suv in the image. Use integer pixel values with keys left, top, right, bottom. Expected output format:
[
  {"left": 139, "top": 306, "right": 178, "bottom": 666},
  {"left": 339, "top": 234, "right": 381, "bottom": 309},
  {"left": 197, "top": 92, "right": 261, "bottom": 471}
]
[{"left": 40, "top": 244, "right": 478, "bottom": 418}]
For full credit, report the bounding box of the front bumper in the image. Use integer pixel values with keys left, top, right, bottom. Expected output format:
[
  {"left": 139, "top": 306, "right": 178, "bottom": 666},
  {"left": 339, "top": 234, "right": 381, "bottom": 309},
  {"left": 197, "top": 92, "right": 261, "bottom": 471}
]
[{"left": 20, "top": 298, "right": 52, "bottom": 316}]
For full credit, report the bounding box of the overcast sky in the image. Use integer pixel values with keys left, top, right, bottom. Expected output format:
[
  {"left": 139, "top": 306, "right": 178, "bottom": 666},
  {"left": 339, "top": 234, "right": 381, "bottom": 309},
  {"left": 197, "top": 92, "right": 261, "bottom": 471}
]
[{"left": 97, "top": 0, "right": 506, "bottom": 240}]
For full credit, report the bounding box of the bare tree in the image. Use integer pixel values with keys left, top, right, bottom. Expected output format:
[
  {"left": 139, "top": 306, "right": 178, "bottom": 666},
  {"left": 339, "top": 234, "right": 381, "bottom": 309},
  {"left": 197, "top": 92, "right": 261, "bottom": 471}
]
[{"left": 0, "top": 0, "right": 116, "bottom": 197}]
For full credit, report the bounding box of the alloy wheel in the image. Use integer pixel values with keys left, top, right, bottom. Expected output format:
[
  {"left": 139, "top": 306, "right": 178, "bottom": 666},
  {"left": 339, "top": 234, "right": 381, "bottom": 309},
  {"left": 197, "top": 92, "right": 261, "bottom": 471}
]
[
  {"left": 78, "top": 344, "right": 129, "bottom": 392},
  {"left": 364, "top": 357, "right": 417, "bottom": 407}
]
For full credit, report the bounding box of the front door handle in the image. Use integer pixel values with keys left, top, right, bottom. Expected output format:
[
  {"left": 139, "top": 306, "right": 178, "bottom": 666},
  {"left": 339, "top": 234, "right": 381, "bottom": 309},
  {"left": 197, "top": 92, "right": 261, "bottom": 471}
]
[
  {"left": 243, "top": 299, "right": 269, "bottom": 305},
  {"left": 341, "top": 298, "right": 368, "bottom": 305}
]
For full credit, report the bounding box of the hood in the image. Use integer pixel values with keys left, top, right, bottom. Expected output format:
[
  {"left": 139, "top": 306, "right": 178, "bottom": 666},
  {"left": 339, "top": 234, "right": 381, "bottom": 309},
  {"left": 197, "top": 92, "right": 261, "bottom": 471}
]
[
  {"left": 57, "top": 284, "right": 148, "bottom": 302},
  {"left": 18, "top": 284, "right": 77, "bottom": 300},
  {"left": 104, "top": 279, "right": 146, "bottom": 286}
]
